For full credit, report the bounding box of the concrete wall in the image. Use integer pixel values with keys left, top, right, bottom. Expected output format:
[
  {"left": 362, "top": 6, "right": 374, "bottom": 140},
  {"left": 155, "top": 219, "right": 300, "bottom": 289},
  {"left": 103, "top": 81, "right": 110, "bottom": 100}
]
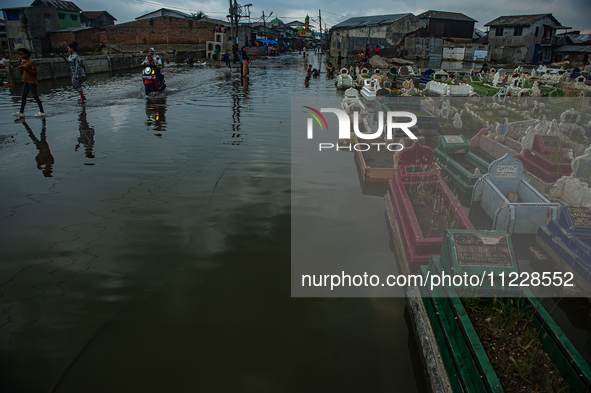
[
  {"left": 329, "top": 14, "right": 425, "bottom": 58},
  {"left": 5, "top": 53, "right": 143, "bottom": 83}
]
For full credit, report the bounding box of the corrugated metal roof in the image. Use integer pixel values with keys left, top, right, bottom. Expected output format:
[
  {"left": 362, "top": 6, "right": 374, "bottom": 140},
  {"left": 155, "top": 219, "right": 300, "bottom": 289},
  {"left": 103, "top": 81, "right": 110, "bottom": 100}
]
[
  {"left": 485, "top": 14, "right": 561, "bottom": 27},
  {"left": 332, "top": 13, "right": 410, "bottom": 30},
  {"left": 417, "top": 10, "right": 476, "bottom": 22},
  {"left": 569, "top": 34, "right": 591, "bottom": 44},
  {"left": 554, "top": 45, "right": 591, "bottom": 53},
  {"left": 31, "top": 0, "right": 82, "bottom": 12},
  {"left": 135, "top": 8, "right": 192, "bottom": 20},
  {"left": 51, "top": 26, "right": 97, "bottom": 32},
  {"left": 82, "top": 11, "right": 116, "bottom": 20}
]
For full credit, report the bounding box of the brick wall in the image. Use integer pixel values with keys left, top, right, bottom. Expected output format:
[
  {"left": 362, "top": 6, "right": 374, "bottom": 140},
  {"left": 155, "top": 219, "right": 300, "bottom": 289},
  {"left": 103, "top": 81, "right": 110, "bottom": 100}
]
[
  {"left": 103, "top": 16, "right": 216, "bottom": 52},
  {"left": 50, "top": 28, "right": 104, "bottom": 53}
]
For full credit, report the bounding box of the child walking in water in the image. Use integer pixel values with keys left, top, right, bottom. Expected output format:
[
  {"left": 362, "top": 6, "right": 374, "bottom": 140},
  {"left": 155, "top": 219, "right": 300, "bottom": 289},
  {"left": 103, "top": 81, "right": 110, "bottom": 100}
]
[{"left": 12, "top": 48, "right": 45, "bottom": 118}]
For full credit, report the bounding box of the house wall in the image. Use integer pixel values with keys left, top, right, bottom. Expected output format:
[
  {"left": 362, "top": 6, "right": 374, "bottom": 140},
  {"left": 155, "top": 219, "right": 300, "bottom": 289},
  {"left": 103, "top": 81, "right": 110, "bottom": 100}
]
[
  {"left": 102, "top": 16, "right": 215, "bottom": 53},
  {"left": 56, "top": 9, "right": 81, "bottom": 29},
  {"left": 3, "top": 7, "right": 58, "bottom": 53},
  {"left": 422, "top": 19, "right": 474, "bottom": 39},
  {"left": 82, "top": 14, "right": 116, "bottom": 29},
  {"left": 488, "top": 16, "right": 558, "bottom": 64},
  {"left": 329, "top": 15, "right": 425, "bottom": 58}
]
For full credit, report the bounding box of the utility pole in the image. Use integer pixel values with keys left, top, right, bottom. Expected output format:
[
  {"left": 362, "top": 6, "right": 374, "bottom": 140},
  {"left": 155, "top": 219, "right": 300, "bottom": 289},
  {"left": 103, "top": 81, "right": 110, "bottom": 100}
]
[
  {"left": 318, "top": 9, "right": 322, "bottom": 51},
  {"left": 262, "top": 11, "right": 273, "bottom": 40},
  {"left": 233, "top": 0, "right": 237, "bottom": 45}
]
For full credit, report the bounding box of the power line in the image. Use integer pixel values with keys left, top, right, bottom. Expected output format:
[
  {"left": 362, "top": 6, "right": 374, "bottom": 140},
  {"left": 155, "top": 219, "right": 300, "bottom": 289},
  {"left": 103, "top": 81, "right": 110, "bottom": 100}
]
[{"left": 126, "top": 0, "right": 227, "bottom": 15}]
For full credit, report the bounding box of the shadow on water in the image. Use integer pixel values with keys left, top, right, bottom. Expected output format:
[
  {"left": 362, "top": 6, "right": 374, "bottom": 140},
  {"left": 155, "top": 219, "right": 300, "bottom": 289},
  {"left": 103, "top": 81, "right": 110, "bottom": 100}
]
[
  {"left": 76, "top": 107, "right": 96, "bottom": 161},
  {"left": 20, "top": 118, "right": 54, "bottom": 177}
]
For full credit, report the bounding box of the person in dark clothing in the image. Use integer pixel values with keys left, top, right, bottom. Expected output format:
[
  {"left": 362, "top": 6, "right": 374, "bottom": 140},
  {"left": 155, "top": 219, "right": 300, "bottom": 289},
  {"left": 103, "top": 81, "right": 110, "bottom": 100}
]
[
  {"left": 337, "top": 51, "right": 344, "bottom": 70},
  {"left": 365, "top": 44, "right": 370, "bottom": 58},
  {"left": 12, "top": 48, "right": 45, "bottom": 118},
  {"left": 222, "top": 50, "right": 231, "bottom": 68}
]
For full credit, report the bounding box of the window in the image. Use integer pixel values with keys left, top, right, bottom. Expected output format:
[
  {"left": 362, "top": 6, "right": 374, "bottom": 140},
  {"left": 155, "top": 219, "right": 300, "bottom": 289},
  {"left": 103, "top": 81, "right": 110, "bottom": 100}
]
[
  {"left": 71, "top": 14, "right": 78, "bottom": 21},
  {"left": 44, "top": 13, "right": 51, "bottom": 18},
  {"left": 58, "top": 13, "right": 65, "bottom": 19},
  {"left": 6, "top": 10, "right": 20, "bottom": 21},
  {"left": 495, "top": 27, "right": 504, "bottom": 36},
  {"left": 513, "top": 27, "right": 523, "bottom": 36},
  {"left": 535, "top": 26, "right": 539, "bottom": 36}
]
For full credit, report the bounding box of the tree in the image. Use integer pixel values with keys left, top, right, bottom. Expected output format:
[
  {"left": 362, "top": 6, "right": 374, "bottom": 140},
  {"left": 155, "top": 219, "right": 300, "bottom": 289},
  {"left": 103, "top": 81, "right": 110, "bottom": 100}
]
[{"left": 191, "top": 11, "right": 206, "bottom": 20}]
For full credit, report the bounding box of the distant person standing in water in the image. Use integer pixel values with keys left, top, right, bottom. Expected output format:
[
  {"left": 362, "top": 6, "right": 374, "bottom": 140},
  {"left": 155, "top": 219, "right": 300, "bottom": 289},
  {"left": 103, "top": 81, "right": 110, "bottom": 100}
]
[
  {"left": 12, "top": 48, "right": 45, "bottom": 118},
  {"left": 61, "top": 41, "right": 86, "bottom": 103},
  {"left": 337, "top": 51, "right": 343, "bottom": 70},
  {"left": 222, "top": 50, "right": 231, "bottom": 68},
  {"left": 241, "top": 46, "right": 252, "bottom": 77}
]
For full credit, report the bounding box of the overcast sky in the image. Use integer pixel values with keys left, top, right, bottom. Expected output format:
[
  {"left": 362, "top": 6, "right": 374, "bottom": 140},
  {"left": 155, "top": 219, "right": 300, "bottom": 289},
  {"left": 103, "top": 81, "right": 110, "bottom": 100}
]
[{"left": 4, "top": 0, "right": 591, "bottom": 33}]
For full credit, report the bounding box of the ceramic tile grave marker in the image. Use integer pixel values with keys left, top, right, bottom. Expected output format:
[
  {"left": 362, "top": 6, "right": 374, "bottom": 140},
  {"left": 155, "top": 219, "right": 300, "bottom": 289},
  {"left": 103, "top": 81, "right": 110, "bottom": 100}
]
[
  {"left": 385, "top": 143, "right": 474, "bottom": 273},
  {"left": 434, "top": 135, "right": 489, "bottom": 195},
  {"left": 472, "top": 154, "right": 560, "bottom": 234},
  {"left": 517, "top": 134, "right": 572, "bottom": 189},
  {"left": 537, "top": 206, "right": 591, "bottom": 287},
  {"left": 439, "top": 230, "right": 518, "bottom": 278},
  {"left": 420, "top": 229, "right": 591, "bottom": 393}
]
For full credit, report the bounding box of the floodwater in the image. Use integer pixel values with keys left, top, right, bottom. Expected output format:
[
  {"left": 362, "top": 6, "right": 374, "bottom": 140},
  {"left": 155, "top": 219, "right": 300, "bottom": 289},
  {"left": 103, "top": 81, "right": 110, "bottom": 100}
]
[
  {"left": 2, "top": 53, "right": 591, "bottom": 393},
  {"left": 0, "top": 54, "right": 425, "bottom": 392}
]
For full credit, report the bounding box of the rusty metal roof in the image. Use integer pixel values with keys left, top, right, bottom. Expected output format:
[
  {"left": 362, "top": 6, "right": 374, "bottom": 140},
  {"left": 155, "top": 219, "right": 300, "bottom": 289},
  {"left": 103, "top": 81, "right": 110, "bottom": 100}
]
[
  {"left": 485, "top": 14, "right": 561, "bottom": 27},
  {"left": 332, "top": 13, "right": 411, "bottom": 30},
  {"left": 31, "top": 0, "right": 82, "bottom": 12},
  {"left": 417, "top": 10, "right": 476, "bottom": 22},
  {"left": 81, "top": 11, "right": 116, "bottom": 21},
  {"left": 554, "top": 45, "right": 591, "bottom": 53}
]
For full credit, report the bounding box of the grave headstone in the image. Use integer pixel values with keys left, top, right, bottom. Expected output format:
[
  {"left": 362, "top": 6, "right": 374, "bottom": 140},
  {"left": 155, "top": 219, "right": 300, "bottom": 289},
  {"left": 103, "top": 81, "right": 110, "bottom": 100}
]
[
  {"left": 572, "top": 149, "right": 591, "bottom": 180},
  {"left": 498, "top": 118, "right": 508, "bottom": 136},
  {"left": 501, "top": 75, "right": 508, "bottom": 87},
  {"left": 453, "top": 113, "right": 463, "bottom": 129},
  {"left": 533, "top": 134, "right": 561, "bottom": 154},
  {"left": 441, "top": 230, "right": 517, "bottom": 276},
  {"left": 492, "top": 72, "right": 500, "bottom": 87},
  {"left": 532, "top": 81, "right": 541, "bottom": 97},
  {"left": 548, "top": 119, "right": 559, "bottom": 135},
  {"left": 560, "top": 108, "right": 581, "bottom": 124},
  {"left": 441, "top": 100, "right": 449, "bottom": 118}
]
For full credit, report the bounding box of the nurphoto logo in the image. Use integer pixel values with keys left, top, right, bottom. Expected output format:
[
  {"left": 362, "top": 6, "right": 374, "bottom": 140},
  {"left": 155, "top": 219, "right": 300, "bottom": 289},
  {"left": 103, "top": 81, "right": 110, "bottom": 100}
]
[{"left": 303, "top": 106, "right": 419, "bottom": 151}]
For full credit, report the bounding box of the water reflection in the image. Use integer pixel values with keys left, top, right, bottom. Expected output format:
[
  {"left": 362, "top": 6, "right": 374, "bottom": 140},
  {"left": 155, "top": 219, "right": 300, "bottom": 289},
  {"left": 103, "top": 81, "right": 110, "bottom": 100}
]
[
  {"left": 75, "top": 106, "right": 95, "bottom": 160},
  {"left": 145, "top": 97, "right": 168, "bottom": 136},
  {"left": 21, "top": 118, "right": 54, "bottom": 177},
  {"left": 241, "top": 76, "right": 249, "bottom": 95}
]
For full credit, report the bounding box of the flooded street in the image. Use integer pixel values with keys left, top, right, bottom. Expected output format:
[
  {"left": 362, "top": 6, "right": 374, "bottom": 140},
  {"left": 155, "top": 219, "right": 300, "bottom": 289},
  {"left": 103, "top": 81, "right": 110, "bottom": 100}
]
[
  {"left": 0, "top": 54, "right": 423, "bottom": 392},
  {"left": 3, "top": 53, "right": 591, "bottom": 393}
]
